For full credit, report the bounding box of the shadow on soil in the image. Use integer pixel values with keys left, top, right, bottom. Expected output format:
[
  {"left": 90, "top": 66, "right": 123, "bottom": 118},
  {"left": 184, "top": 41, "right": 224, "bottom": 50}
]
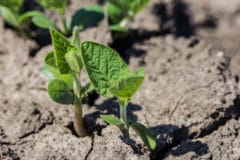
[
  {"left": 151, "top": 126, "right": 209, "bottom": 159},
  {"left": 152, "top": 0, "right": 195, "bottom": 38},
  {"left": 84, "top": 98, "right": 210, "bottom": 159},
  {"left": 110, "top": 0, "right": 198, "bottom": 63}
]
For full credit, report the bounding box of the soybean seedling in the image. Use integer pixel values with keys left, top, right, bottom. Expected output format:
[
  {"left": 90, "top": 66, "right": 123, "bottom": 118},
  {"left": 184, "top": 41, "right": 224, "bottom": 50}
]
[
  {"left": 107, "top": 0, "right": 150, "bottom": 35},
  {"left": 33, "top": 0, "right": 104, "bottom": 36},
  {"left": 0, "top": 0, "right": 45, "bottom": 29},
  {"left": 42, "top": 27, "right": 94, "bottom": 137},
  {"left": 81, "top": 41, "right": 157, "bottom": 150}
]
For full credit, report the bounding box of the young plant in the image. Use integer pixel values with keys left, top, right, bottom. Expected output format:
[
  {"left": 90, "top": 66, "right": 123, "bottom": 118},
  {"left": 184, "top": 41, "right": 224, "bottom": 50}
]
[
  {"left": 42, "top": 27, "right": 92, "bottom": 137},
  {"left": 33, "top": 0, "right": 104, "bottom": 36},
  {"left": 81, "top": 41, "right": 156, "bottom": 150},
  {"left": 0, "top": 0, "right": 45, "bottom": 29},
  {"left": 42, "top": 28, "right": 156, "bottom": 150},
  {"left": 107, "top": 0, "right": 150, "bottom": 33}
]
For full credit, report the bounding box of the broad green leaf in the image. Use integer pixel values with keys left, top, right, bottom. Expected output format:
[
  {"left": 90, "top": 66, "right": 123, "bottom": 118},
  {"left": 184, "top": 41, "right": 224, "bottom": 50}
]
[
  {"left": 32, "top": 15, "right": 56, "bottom": 29},
  {"left": 65, "top": 49, "right": 82, "bottom": 73},
  {"left": 48, "top": 79, "right": 74, "bottom": 105},
  {"left": 70, "top": 4, "right": 104, "bottom": 31},
  {"left": 42, "top": 64, "right": 73, "bottom": 89},
  {"left": 100, "top": 115, "right": 124, "bottom": 127},
  {"left": 81, "top": 41, "right": 131, "bottom": 97},
  {"left": 0, "top": 0, "right": 23, "bottom": 13},
  {"left": 50, "top": 28, "right": 74, "bottom": 74},
  {"left": 110, "top": 68, "right": 144, "bottom": 100},
  {"left": 0, "top": 6, "right": 18, "bottom": 28},
  {"left": 45, "top": 51, "right": 56, "bottom": 67},
  {"left": 18, "top": 11, "right": 46, "bottom": 25},
  {"left": 130, "top": 122, "right": 157, "bottom": 150},
  {"left": 38, "top": 0, "right": 67, "bottom": 14},
  {"left": 130, "top": 0, "right": 150, "bottom": 14}
]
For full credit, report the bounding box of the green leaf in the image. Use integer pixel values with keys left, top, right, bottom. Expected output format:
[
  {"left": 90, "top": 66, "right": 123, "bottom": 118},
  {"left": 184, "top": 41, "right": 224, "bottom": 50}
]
[
  {"left": 45, "top": 51, "right": 57, "bottom": 67},
  {"left": 107, "top": 0, "right": 150, "bottom": 27},
  {"left": 48, "top": 79, "right": 74, "bottom": 105},
  {"left": 42, "top": 64, "right": 74, "bottom": 89},
  {"left": 38, "top": 0, "right": 67, "bottom": 14},
  {"left": 0, "top": 0, "right": 23, "bottom": 13},
  {"left": 107, "top": 0, "right": 129, "bottom": 11},
  {"left": 130, "top": 122, "right": 157, "bottom": 150},
  {"left": 65, "top": 49, "right": 82, "bottom": 73},
  {"left": 107, "top": 2, "right": 124, "bottom": 25},
  {"left": 32, "top": 15, "right": 56, "bottom": 29},
  {"left": 100, "top": 115, "right": 124, "bottom": 127},
  {"left": 81, "top": 41, "right": 131, "bottom": 97},
  {"left": 18, "top": 11, "right": 46, "bottom": 25},
  {"left": 70, "top": 4, "right": 104, "bottom": 31},
  {"left": 110, "top": 68, "right": 144, "bottom": 100},
  {"left": 50, "top": 28, "right": 74, "bottom": 74},
  {"left": 130, "top": 0, "right": 150, "bottom": 14},
  {"left": 0, "top": 6, "right": 18, "bottom": 28}
]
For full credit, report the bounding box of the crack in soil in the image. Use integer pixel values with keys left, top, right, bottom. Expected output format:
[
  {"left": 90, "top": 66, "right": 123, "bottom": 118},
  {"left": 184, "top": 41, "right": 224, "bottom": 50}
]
[
  {"left": 85, "top": 135, "right": 95, "bottom": 160},
  {"left": 19, "top": 112, "right": 54, "bottom": 139},
  {"left": 168, "top": 96, "right": 187, "bottom": 121},
  {"left": 28, "top": 87, "right": 47, "bottom": 91},
  {"left": 0, "top": 141, "right": 16, "bottom": 145}
]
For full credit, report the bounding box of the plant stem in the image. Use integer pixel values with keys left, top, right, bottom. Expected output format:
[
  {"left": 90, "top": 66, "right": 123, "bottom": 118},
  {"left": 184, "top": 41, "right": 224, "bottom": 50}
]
[
  {"left": 72, "top": 74, "right": 88, "bottom": 137},
  {"left": 73, "top": 97, "right": 88, "bottom": 137},
  {"left": 60, "top": 12, "right": 69, "bottom": 36},
  {"left": 120, "top": 104, "right": 129, "bottom": 138}
]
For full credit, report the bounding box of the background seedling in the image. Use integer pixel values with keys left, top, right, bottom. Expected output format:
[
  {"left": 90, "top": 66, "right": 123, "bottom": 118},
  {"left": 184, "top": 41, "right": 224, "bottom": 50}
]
[
  {"left": 107, "top": 0, "right": 150, "bottom": 37},
  {"left": 34, "top": 0, "right": 104, "bottom": 36},
  {"left": 0, "top": 0, "right": 44, "bottom": 29},
  {"left": 42, "top": 27, "right": 92, "bottom": 137},
  {"left": 81, "top": 41, "right": 157, "bottom": 150}
]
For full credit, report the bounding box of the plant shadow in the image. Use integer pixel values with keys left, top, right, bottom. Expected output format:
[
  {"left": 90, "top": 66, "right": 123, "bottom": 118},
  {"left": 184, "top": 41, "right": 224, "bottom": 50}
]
[
  {"left": 167, "top": 140, "right": 209, "bottom": 157},
  {"left": 152, "top": 0, "right": 195, "bottom": 38},
  {"left": 85, "top": 99, "right": 210, "bottom": 159},
  {"left": 150, "top": 125, "right": 209, "bottom": 159}
]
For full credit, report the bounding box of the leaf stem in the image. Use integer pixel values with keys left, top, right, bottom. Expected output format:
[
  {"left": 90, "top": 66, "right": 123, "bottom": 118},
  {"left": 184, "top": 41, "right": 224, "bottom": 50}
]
[
  {"left": 120, "top": 103, "right": 129, "bottom": 138},
  {"left": 73, "top": 74, "right": 88, "bottom": 137},
  {"left": 73, "top": 97, "right": 88, "bottom": 137}
]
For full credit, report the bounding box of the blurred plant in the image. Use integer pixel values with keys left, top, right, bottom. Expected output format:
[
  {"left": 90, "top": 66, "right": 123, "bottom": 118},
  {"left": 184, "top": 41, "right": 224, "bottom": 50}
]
[
  {"left": 0, "top": 0, "right": 44, "bottom": 29},
  {"left": 81, "top": 41, "right": 157, "bottom": 150},
  {"left": 107, "top": 0, "right": 150, "bottom": 38},
  {"left": 34, "top": 0, "right": 104, "bottom": 36}
]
